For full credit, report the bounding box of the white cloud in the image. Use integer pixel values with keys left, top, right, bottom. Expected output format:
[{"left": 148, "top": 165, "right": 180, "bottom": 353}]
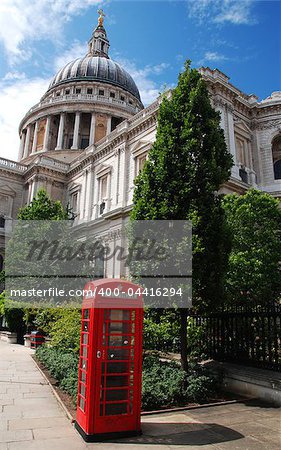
[
  {"left": 188, "top": 0, "right": 256, "bottom": 25},
  {"left": 115, "top": 59, "right": 170, "bottom": 106},
  {"left": 3, "top": 71, "right": 26, "bottom": 81},
  {"left": 0, "top": 77, "right": 50, "bottom": 161},
  {"left": 54, "top": 41, "right": 87, "bottom": 72},
  {"left": 197, "top": 51, "right": 229, "bottom": 66},
  {"left": 0, "top": 0, "right": 102, "bottom": 64},
  {"left": 204, "top": 51, "right": 228, "bottom": 62}
]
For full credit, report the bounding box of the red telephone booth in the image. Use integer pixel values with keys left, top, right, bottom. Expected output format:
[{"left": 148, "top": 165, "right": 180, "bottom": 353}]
[{"left": 75, "top": 279, "right": 144, "bottom": 442}]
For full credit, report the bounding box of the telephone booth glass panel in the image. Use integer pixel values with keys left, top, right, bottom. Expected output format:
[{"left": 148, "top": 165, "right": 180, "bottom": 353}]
[
  {"left": 100, "top": 309, "right": 135, "bottom": 417},
  {"left": 77, "top": 308, "right": 90, "bottom": 413}
]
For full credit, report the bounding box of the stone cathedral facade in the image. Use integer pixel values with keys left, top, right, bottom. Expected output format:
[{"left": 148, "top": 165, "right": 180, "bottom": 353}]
[{"left": 0, "top": 14, "right": 280, "bottom": 276}]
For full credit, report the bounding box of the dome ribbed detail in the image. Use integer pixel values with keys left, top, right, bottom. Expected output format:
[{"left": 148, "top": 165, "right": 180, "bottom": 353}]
[{"left": 48, "top": 56, "right": 141, "bottom": 101}]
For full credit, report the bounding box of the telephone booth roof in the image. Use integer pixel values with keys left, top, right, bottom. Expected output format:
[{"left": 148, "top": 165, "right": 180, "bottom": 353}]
[{"left": 83, "top": 278, "right": 143, "bottom": 309}]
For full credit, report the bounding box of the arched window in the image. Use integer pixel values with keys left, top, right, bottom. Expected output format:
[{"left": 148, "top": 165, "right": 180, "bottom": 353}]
[
  {"left": 272, "top": 135, "right": 281, "bottom": 180},
  {"left": 274, "top": 160, "right": 281, "bottom": 180}
]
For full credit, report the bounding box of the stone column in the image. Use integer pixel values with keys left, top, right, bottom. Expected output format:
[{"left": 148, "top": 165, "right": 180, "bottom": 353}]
[
  {"left": 28, "top": 179, "right": 35, "bottom": 203},
  {"left": 227, "top": 107, "right": 240, "bottom": 178},
  {"left": 23, "top": 125, "right": 31, "bottom": 159},
  {"left": 85, "top": 167, "right": 93, "bottom": 220},
  {"left": 92, "top": 172, "right": 99, "bottom": 220},
  {"left": 18, "top": 132, "right": 26, "bottom": 161},
  {"left": 71, "top": 112, "right": 81, "bottom": 149},
  {"left": 43, "top": 116, "right": 51, "bottom": 152},
  {"left": 79, "top": 170, "right": 87, "bottom": 220},
  {"left": 89, "top": 113, "right": 96, "bottom": 146},
  {"left": 31, "top": 121, "right": 39, "bottom": 154},
  {"left": 107, "top": 116, "right": 111, "bottom": 135},
  {"left": 55, "top": 113, "right": 65, "bottom": 150}
]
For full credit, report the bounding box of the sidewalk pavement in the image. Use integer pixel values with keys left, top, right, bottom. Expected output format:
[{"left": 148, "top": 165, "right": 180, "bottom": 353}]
[{"left": 0, "top": 340, "right": 280, "bottom": 450}]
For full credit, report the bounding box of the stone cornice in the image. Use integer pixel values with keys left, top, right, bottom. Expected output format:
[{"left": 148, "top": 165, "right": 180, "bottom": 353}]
[
  {"left": 0, "top": 167, "right": 24, "bottom": 181},
  {"left": 22, "top": 164, "right": 68, "bottom": 183}
]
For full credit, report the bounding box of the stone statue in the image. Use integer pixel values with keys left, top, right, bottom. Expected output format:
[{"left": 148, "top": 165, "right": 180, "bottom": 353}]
[{"left": 97, "top": 9, "right": 105, "bottom": 27}]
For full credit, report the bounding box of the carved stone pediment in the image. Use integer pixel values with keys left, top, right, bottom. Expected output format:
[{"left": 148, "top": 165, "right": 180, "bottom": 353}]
[
  {"left": 130, "top": 140, "right": 150, "bottom": 157},
  {"left": 234, "top": 120, "right": 252, "bottom": 136},
  {"left": 0, "top": 184, "right": 17, "bottom": 197},
  {"left": 96, "top": 164, "right": 112, "bottom": 178}
]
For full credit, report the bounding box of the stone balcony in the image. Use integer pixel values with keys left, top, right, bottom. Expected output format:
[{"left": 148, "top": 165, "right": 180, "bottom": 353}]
[
  {"left": 20, "top": 93, "right": 139, "bottom": 127},
  {"left": 0, "top": 158, "right": 27, "bottom": 173}
]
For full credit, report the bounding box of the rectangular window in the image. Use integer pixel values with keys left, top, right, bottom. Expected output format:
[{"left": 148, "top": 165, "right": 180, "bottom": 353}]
[
  {"left": 137, "top": 154, "right": 147, "bottom": 174},
  {"left": 56, "top": 92, "right": 60, "bottom": 97},
  {"left": 71, "top": 192, "right": 78, "bottom": 214},
  {"left": 99, "top": 89, "right": 104, "bottom": 96},
  {"left": 100, "top": 176, "right": 108, "bottom": 200},
  {"left": 76, "top": 88, "right": 81, "bottom": 94},
  {"left": 110, "top": 92, "right": 115, "bottom": 98},
  {"left": 87, "top": 88, "right": 93, "bottom": 95},
  {"left": 65, "top": 89, "right": 70, "bottom": 95},
  {"left": 120, "top": 95, "right": 125, "bottom": 101}
]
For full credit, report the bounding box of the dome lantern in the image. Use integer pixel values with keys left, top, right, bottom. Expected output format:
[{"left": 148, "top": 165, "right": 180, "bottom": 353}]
[{"left": 87, "top": 9, "right": 110, "bottom": 59}]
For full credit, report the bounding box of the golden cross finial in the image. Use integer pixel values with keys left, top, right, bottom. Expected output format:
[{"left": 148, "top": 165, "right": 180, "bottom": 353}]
[{"left": 97, "top": 8, "right": 105, "bottom": 27}]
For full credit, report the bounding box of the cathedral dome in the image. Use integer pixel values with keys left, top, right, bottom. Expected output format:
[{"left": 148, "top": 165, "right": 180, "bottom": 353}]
[{"left": 48, "top": 56, "right": 141, "bottom": 101}]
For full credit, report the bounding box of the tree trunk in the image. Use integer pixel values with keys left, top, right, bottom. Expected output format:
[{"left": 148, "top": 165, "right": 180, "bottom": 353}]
[{"left": 179, "top": 308, "right": 188, "bottom": 372}]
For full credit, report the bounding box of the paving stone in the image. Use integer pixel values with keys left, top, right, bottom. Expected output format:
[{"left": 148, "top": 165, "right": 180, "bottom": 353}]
[
  {"left": 216, "top": 435, "right": 281, "bottom": 450},
  {"left": 0, "top": 394, "right": 20, "bottom": 401},
  {"left": 9, "top": 417, "right": 68, "bottom": 431},
  {"left": 8, "top": 437, "right": 87, "bottom": 450},
  {"left": 142, "top": 413, "right": 200, "bottom": 424},
  {"left": 255, "top": 416, "right": 281, "bottom": 431},
  {"left": 170, "top": 446, "right": 220, "bottom": 450},
  {"left": 22, "top": 408, "right": 65, "bottom": 419},
  {"left": 0, "top": 400, "right": 13, "bottom": 407},
  {"left": 14, "top": 397, "right": 58, "bottom": 407},
  {"left": 0, "top": 411, "right": 22, "bottom": 420},
  {"left": 0, "top": 421, "right": 7, "bottom": 432},
  {"left": 254, "top": 430, "right": 281, "bottom": 447},
  {"left": 33, "top": 425, "right": 76, "bottom": 440},
  {"left": 230, "top": 420, "right": 279, "bottom": 437},
  {"left": 22, "top": 391, "right": 51, "bottom": 399},
  {"left": 0, "top": 430, "right": 33, "bottom": 443}
]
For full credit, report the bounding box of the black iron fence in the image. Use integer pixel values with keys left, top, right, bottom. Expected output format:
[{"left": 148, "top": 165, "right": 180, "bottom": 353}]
[{"left": 189, "top": 305, "right": 281, "bottom": 372}]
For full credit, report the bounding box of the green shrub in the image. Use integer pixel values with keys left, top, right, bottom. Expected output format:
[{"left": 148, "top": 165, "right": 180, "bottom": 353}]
[
  {"left": 143, "top": 313, "right": 180, "bottom": 352},
  {"left": 36, "top": 347, "right": 218, "bottom": 410},
  {"left": 142, "top": 355, "right": 218, "bottom": 410},
  {"left": 142, "top": 355, "right": 187, "bottom": 410},
  {"left": 186, "top": 375, "right": 215, "bottom": 403},
  {"left": 36, "top": 346, "right": 79, "bottom": 401},
  {"left": 49, "top": 308, "right": 81, "bottom": 353},
  {"left": 33, "top": 308, "right": 63, "bottom": 335},
  {"left": 2, "top": 298, "right": 25, "bottom": 337}
]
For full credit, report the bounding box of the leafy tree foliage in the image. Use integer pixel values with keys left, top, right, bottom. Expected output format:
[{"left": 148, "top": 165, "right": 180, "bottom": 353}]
[
  {"left": 131, "top": 61, "right": 233, "bottom": 370},
  {"left": 18, "top": 189, "right": 69, "bottom": 220},
  {"left": 223, "top": 189, "right": 281, "bottom": 306}
]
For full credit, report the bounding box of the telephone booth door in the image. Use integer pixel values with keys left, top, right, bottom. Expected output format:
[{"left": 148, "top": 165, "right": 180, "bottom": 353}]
[{"left": 93, "top": 307, "right": 142, "bottom": 434}]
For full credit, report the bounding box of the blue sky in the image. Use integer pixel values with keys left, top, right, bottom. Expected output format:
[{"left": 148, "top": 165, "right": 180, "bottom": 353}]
[{"left": 0, "top": 0, "right": 280, "bottom": 160}]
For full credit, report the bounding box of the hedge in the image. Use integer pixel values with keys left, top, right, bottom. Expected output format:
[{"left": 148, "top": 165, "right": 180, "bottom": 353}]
[{"left": 36, "top": 347, "right": 219, "bottom": 410}]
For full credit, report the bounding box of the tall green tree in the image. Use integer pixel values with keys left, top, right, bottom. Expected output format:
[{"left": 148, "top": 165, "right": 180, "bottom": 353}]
[
  {"left": 223, "top": 189, "right": 281, "bottom": 306},
  {"left": 131, "top": 61, "right": 233, "bottom": 371}
]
